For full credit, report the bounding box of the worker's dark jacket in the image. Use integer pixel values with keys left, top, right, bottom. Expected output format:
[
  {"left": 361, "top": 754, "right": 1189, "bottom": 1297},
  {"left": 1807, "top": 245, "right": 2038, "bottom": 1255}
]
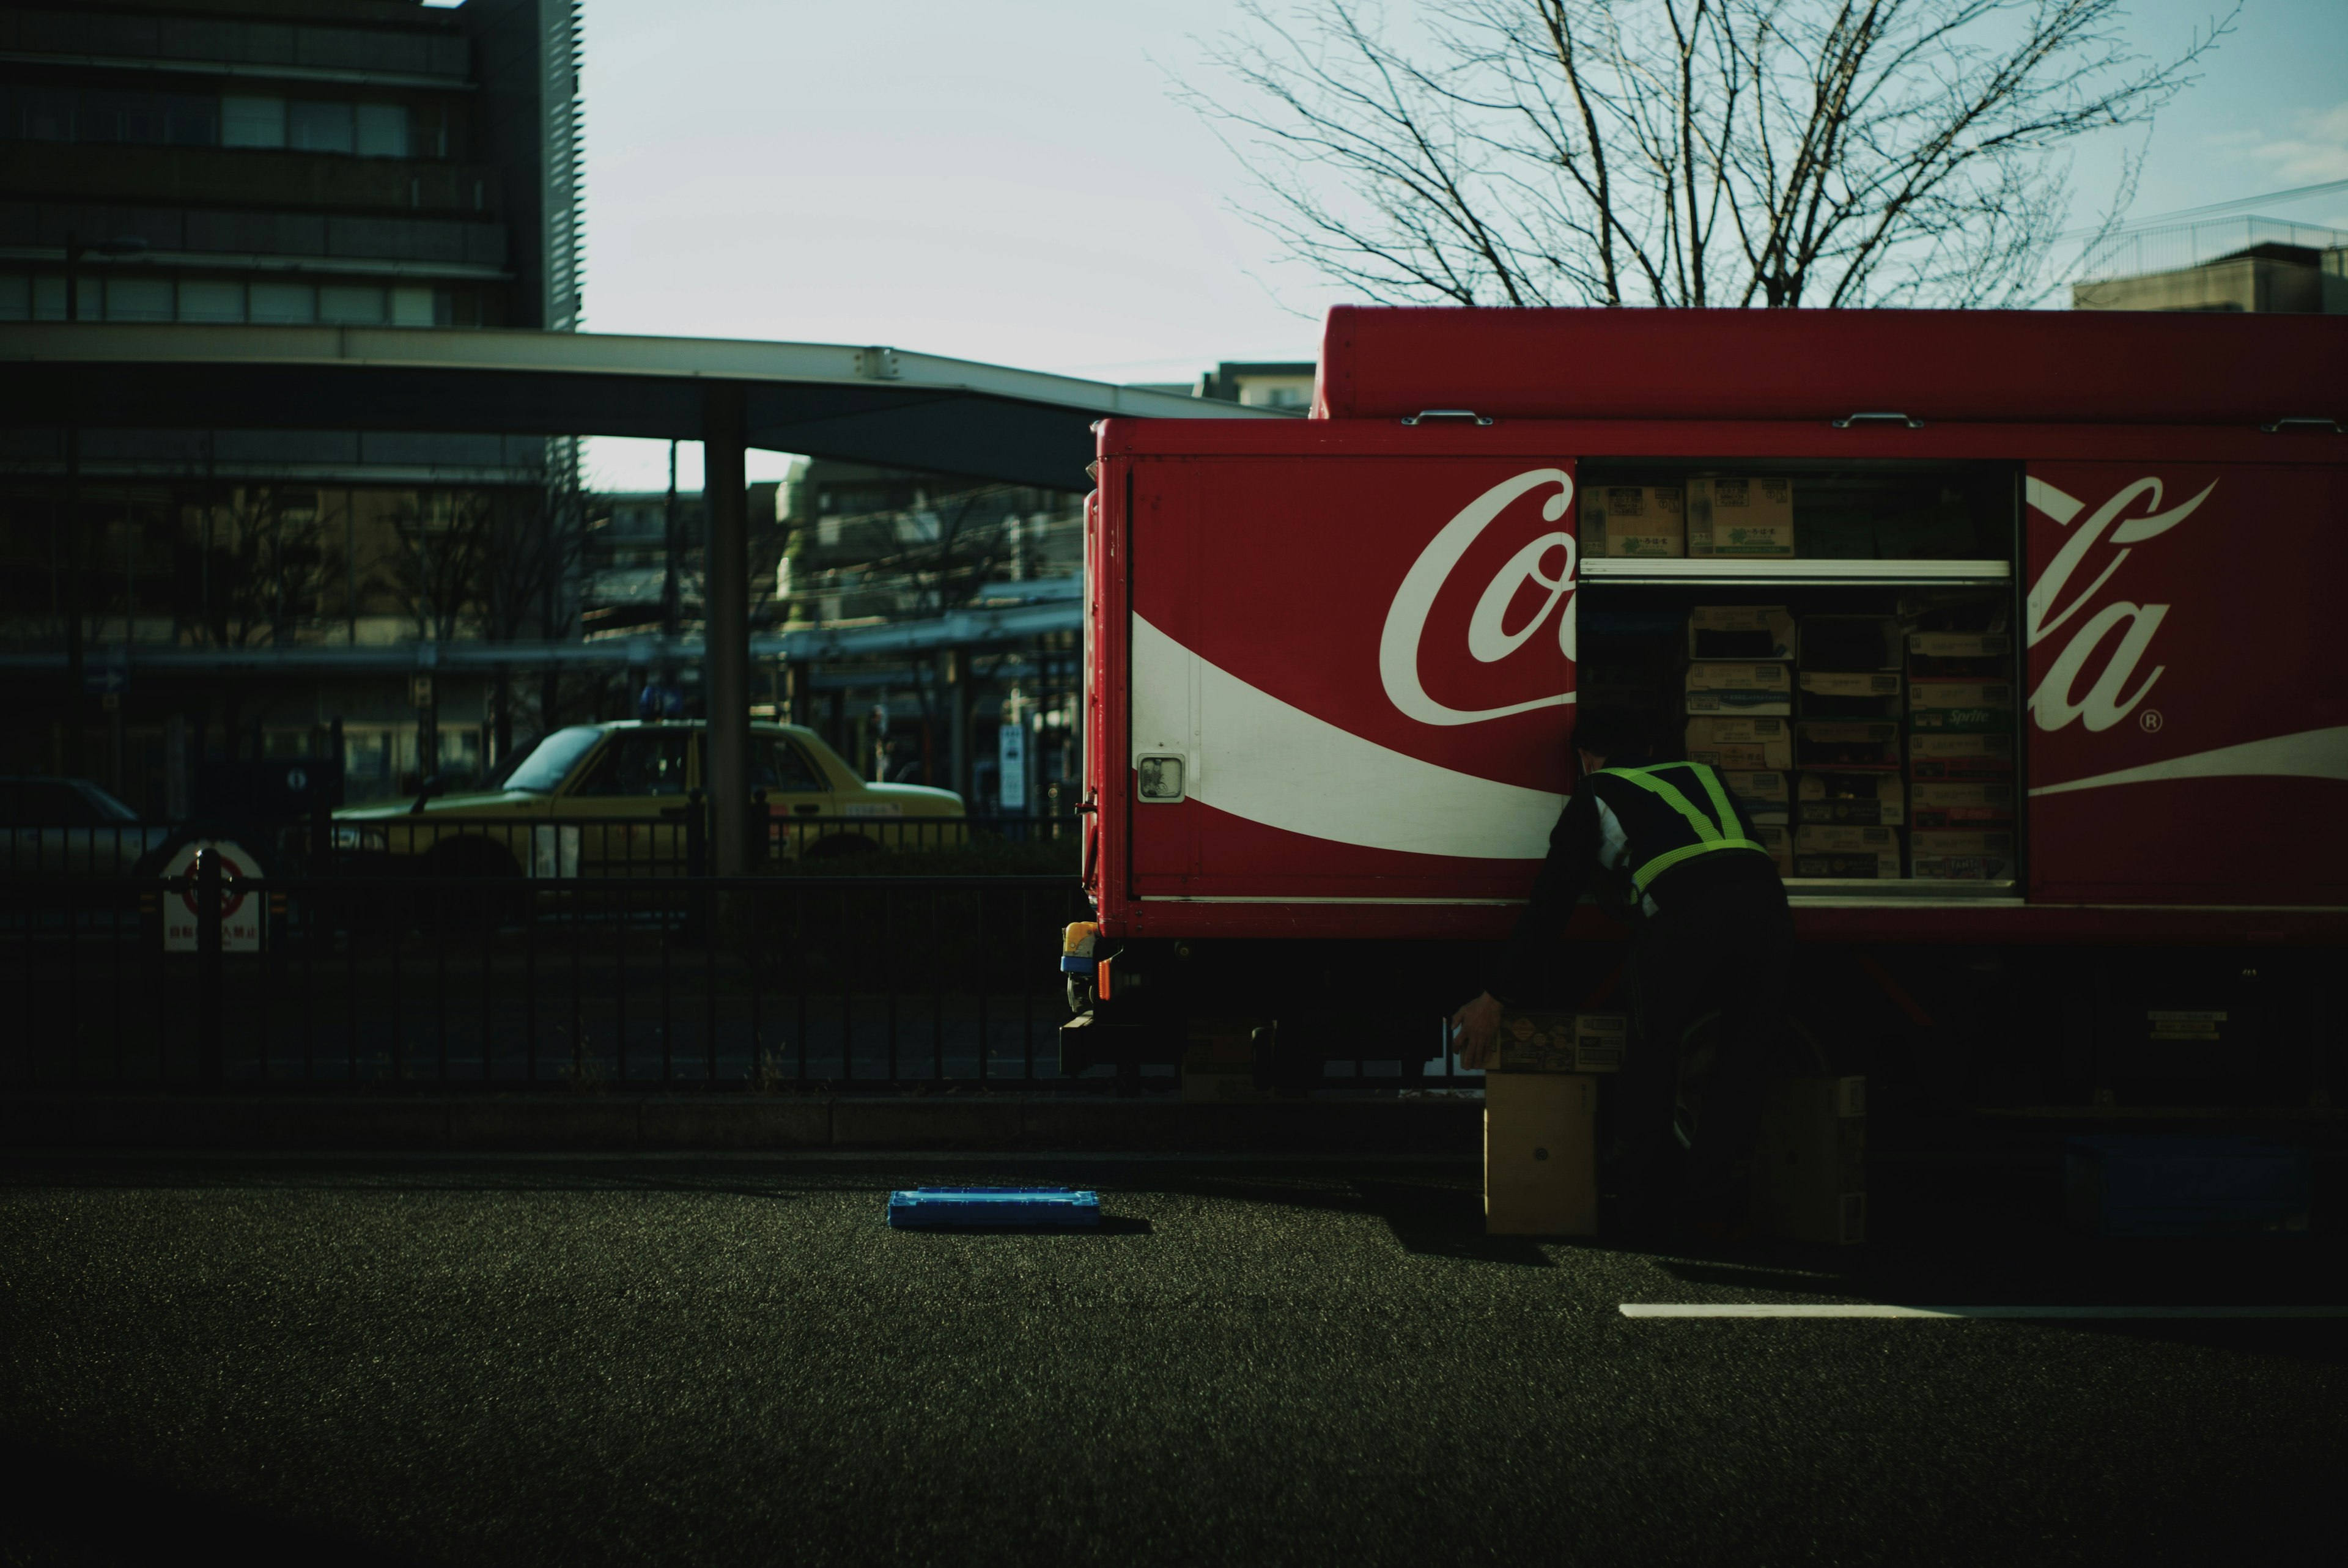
[{"left": 1489, "top": 759, "right": 1781, "bottom": 1005}]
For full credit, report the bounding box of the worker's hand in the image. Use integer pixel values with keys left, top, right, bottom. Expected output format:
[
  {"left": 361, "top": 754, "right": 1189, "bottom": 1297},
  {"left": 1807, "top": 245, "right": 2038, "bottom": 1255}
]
[{"left": 1450, "top": 991, "right": 1504, "bottom": 1069}]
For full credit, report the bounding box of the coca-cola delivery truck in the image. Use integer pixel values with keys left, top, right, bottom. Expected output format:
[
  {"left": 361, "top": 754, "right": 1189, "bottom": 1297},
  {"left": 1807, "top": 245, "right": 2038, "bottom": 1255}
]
[{"left": 1065, "top": 307, "right": 2346, "bottom": 1108}]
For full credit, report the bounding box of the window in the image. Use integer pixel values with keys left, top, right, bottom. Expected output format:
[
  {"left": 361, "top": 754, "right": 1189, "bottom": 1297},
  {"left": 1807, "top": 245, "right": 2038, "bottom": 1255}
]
[
  {"left": 319, "top": 285, "right": 385, "bottom": 325},
  {"left": 355, "top": 103, "right": 409, "bottom": 158},
  {"left": 104, "top": 276, "right": 174, "bottom": 323},
  {"left": 389, "top": 285, "right": 434, "bottom": 327},
  {"left": 222, "top": 96, "right": 286, "bottom": 149},
  {"left": 503, "top": 727, "right": 604, "bottom": 793},
  {"left": 0, "top": 276, "right": 26, "bottom": 322},
  {"left": 18, "top": 92, "right": 74, "bottom": 141},
  {"left": 698, "top": 736, "right": 829, "bottom": 792},
  {"left": 288, "top": 101, "right": 354, "bottom": 155},
  {"left": 249, "top": 282, "right": 316, "bottom": 324},
  {"left": 571, "top": 732, "right": 691, "bottom": 797},
  {"left": 178, "top": 279, "right": 245, "bottom": 323}
]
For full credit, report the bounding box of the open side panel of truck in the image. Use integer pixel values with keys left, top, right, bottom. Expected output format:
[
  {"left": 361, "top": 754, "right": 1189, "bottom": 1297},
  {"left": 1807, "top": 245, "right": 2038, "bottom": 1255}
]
[
  {"left": 2024, "top": 457, "right": 2348, "bottom": 907},
  {"left": 1106, "top": 437, "right": 1582, "bottom": 936}
]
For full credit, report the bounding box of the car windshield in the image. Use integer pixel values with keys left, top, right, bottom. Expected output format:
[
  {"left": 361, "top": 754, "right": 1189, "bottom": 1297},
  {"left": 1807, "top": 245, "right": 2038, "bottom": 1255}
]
[{"left": 502, "top": 726, "right": 608, "bottom": 793}]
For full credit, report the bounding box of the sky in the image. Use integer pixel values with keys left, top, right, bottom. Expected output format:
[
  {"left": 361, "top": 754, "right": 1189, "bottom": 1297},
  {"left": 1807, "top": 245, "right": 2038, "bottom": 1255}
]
[{"left": 549, "top": 0, "right": 2348, "bottom": 489}]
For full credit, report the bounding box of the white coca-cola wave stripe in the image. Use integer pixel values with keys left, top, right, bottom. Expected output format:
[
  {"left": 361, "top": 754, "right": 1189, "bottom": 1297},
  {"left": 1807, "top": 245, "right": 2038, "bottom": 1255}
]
[
  {"left": 1132, "top": 613, "right": 1565, "bottom": 858},
  {"left": 2029, "top": 725, "right": 2348, "bottom": 798}
]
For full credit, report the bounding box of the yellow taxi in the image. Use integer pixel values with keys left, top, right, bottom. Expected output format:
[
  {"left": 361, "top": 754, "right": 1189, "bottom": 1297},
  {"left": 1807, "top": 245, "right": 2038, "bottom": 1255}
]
[{"left": 331, "top": 721, "right": 964, "bottom": 875}]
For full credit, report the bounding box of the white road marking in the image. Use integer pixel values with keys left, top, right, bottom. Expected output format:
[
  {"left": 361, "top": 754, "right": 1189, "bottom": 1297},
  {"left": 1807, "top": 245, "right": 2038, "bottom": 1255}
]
[{"left": 1622, "top": 1304, "right": 2348, "bottom": 1320}]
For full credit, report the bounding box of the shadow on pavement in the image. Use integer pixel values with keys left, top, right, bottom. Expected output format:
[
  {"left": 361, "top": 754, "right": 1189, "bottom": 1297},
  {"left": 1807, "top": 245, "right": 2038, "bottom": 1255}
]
[{"left": 0, "top": 1439, "right": 431, "bottom": 1568}]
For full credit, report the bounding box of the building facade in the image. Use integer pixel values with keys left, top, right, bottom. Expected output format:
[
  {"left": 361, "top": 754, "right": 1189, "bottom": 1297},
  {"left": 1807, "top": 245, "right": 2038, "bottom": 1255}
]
[{"left": 0, "top": 0, "right": 587, "bottom": 807}]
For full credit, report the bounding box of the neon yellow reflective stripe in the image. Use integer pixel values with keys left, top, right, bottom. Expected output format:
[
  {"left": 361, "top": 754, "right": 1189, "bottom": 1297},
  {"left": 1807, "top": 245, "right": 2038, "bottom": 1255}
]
[
  {"left": 1601, "top": 766, "right": 1724, "bottom": 844},
  {"left": 1595, "top": 762, "right": 1767, "bottom": 897},
  {"left": 1631, "top": 837, "right": 1768, "bottom": 895}
]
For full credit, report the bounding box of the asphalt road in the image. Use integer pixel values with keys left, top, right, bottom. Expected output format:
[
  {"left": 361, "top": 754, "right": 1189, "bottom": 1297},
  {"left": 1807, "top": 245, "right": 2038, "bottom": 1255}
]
[{"left": 3, "top": 1154, "right": 2343, "bottom": 1567}]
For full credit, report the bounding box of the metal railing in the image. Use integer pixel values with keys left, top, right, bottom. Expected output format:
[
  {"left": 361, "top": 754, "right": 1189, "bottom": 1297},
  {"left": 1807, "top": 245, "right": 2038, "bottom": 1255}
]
[
  {"left": 4, "top": 809, "right": 1080, "bottom": 880},
  {"left": 5, "top": 867, "right": 1099, "bottom": 1090}
]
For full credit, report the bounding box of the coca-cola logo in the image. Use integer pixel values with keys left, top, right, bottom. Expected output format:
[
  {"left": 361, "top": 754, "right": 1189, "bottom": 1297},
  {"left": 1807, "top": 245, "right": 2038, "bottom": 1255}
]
[
  {"left": 1379, "top": 469, "right": 1578, "bottom": 726},
  {"left": 2027, "top": 475, "right": 2216, "bottom": 733}
]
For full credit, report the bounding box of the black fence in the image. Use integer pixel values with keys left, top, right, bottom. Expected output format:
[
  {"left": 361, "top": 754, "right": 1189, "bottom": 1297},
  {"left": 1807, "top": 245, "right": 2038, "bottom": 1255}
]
[
  {"left": 6, "top": 869, "right": 1096, "bottom": 1089},
  {"left": 4, "top": 809, "right": 1080, "bottom": 880}
]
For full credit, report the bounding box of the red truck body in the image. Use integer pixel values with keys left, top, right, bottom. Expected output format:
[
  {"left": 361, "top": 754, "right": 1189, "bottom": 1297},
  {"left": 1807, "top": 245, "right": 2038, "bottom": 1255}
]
[{"left": 1083, "top": 309, "right": 2348, "bottom": 955}]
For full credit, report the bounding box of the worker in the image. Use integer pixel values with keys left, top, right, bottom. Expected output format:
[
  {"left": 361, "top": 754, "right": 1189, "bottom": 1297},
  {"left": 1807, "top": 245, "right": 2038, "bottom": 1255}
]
[{"left": 1450, "top": 704, "right": 1795, "bottom": 1237}]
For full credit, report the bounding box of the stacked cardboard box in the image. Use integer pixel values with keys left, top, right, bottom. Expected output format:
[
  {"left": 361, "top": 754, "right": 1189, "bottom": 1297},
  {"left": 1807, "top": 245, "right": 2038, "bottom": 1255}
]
[
  {"left": 1688, "top": 476, "right": 1796, "bottom": 558},
  {"left": 1906, "top": 632, "right": 2018, "bottom": 879},
  {"left": 1584, "top": 484, "right": 1686, "bottom": 558},
  {"left": 1485, "top": 1011, "right": 1625, "bottom": 1236},
  {"left": 1792, "top": 614, "right": 1906, "bottom": 878}
]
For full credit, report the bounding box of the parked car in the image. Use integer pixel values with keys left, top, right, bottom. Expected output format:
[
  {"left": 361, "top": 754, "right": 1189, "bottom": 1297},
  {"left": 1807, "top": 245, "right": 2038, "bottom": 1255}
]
[
  {"left": 330, "top": 721, "right": 965, "bottom": 876},
  {"left": 0, "top": 776, "right": 174, "bottom": 877}
]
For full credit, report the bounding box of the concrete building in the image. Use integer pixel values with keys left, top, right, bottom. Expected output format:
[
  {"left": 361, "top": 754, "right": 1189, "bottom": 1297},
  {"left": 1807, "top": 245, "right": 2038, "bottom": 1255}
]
[
  {"left": 0, "top": 0, "right": 588, "bottom": 805},
  {"left": 775, "top": 460, "right": 1082, "bottom": 806},
  {"left": 2072, "top": 218, "right": 2348, "bottom": 314}
]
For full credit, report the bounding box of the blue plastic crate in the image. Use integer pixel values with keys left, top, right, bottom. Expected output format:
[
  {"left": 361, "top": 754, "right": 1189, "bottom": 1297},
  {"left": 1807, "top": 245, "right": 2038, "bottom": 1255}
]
[
  {"left": 2065, "top": 1136, "right": 2311, "bottom": 1239},
  {"left": 886, "top": 1187, "right": 1101, "bottom": 1229}
]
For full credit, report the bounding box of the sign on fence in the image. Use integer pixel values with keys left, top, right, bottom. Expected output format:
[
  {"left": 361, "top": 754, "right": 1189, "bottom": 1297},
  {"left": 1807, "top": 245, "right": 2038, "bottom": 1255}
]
[
  {"left": 999, "top": 721, "right": 1028, "bottom": 812},
  {"left": 531, "top": 824, "right": 581, "bottom": 878},
  {"left": 159, "top": 840, "right": 265, "bottom": 952}
]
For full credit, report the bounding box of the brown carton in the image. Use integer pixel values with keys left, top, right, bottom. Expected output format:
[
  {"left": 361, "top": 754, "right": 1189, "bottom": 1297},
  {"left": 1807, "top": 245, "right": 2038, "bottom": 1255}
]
[
  {"left": 1688, "top": 605, "right": 1797, "bottom": 661},
  {"left": 1485, "top": 1072, "right": 1598, "bottom": 1236},
  {"left": 1685, "top": 715, "right": 1793, "bottom": 771},
  {"left": 1794, "top": 823, "right": 1903, "bottom": 857},
  {"left": 1584, "top": 484, "right": 1686, "bottom": 558},
  {"left": 1688, "top": 476, "right": 1796, "bottom": 558},
  {"left": 1907, "top": 732, "right": 2015, "bottom": 779},
  {"left": 1751, "top": 1076, "right": 1867, "bottom": 1245},
  {"left": 1685, "top": 661, "right": 1794, "bottom": 716},
  {"left": 1796, "top": 773, "right": 1904, "bottom": 826},
  {"left": 1911, "top": 828, "right": 2018, "bottom": 881},
  {"left": 1754, "top": 824, "right": 1793, "bottom": 878},
  {"left": 1722, "top": 770, "right": 1790, "bottom": 806},
  {"left": 1909, "top": 780, "right": 2015, "bottom": 827},
  {"left": 1795, "top": 721, "right": 1902, "bottom": 770},
  {"left": 1491, "top": 1012, "right": 1627, "bottom": 1074}
]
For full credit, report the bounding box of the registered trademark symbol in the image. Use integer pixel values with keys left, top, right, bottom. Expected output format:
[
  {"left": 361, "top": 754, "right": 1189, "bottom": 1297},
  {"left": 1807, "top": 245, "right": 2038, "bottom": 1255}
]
[{"left": 2139, "top": 709, "right": 2165, "bottom": 733}]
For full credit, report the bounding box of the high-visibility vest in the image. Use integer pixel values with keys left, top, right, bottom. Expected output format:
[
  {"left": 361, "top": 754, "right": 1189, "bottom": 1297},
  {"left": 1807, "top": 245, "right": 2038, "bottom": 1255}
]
[{"left": 1591, "top": 762, "right": 1770, "bottom": 900}]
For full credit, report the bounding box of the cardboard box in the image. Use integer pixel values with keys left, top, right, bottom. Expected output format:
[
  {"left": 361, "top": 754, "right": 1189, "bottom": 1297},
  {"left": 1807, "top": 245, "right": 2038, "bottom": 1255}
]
[
  {"left": 1485, "top": 1072, "right": 1599, "bottom": 1236},
  {"left": 1685, "top": 715, "right": 1793, "bottom": 772},
  {"left": 1685, "top": 661, "right": 1793, "bottom": 715},
  {"left": 1907, "top": 732, "right": 2015, "bottom": 779},
  {"left": 2065, "top": 1136, "right": 2310, "bottom": 1238},
  {"left": 1909, "top": 780, "right": 2015, "bottom": 827},
  {"left": 1722, "top": 770, "right": 1790, "bottom": 806},
  {"left": 1798, "top": 669, "right": 1903, "bottom": 721},
  {"left": 1910, "top": 828, "right": 2017, "bottom": 881},
  {"left": 1491, "top": 1012, "right": 1627, "bottom": 1075},
  {"left": 1688, "top": 606, "right": 1797, "bottom": 662},
  {"left": 1752, "top": 1077, "right": 1867, "bottom": 1245},
  {"left": 1909, "top": 631, "right": 2012, "bottom": 658},
  {"left": 1800, "top": 616, "right": 1903, "bottom": 672},
  {"left": 1688, "top": 476, "right": 1796, "bottom": 557},
  {"left": 1908, "top": 678, "right": 2015, "bottom": 733},
  {"left": 1796, "top": 773, "right": 1905, "bottom": 826},
  {"left": 1793, "top": 851, "right": 1903, "bottom": 879},
  {"left": 1795, "top": 721, "right": 1901, "bottom": 770},
  {"left": 1754, "top": 823, "right": 1793, "bottom": 878},
  {"left": 1795, "top": 823, "right": 1903, "bottom": 857},
  {"left": 1584, "top": 484, "right": 1686, "bottom": 558}
]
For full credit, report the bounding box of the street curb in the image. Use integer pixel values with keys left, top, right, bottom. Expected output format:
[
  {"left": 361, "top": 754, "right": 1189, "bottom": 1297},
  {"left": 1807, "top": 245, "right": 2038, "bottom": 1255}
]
[{"left": 0, "top": 1094, "right": 1483, "bottom": 1154}]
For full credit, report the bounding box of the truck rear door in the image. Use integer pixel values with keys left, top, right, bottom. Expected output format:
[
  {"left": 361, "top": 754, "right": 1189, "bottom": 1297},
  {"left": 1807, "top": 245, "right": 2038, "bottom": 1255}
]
[{"left": 1110, "top": 433, "right": 1580, "bottom": 932}]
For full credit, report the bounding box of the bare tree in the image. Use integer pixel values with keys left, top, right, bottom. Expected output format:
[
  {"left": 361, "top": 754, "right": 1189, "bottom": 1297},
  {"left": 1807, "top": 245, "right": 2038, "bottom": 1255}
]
[
  {"left": 1184, "top": 0, "right": 2235, "bottom": 308},
  {"left": 178, "top": 484, "right": 341, "bottom": 649}
]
